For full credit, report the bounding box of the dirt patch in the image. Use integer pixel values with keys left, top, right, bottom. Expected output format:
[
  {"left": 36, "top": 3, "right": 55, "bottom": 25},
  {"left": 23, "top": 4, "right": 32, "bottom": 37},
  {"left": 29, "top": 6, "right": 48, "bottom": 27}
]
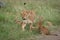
[{"left": 27, "top": 28, "right": 60, "bottom": 40}]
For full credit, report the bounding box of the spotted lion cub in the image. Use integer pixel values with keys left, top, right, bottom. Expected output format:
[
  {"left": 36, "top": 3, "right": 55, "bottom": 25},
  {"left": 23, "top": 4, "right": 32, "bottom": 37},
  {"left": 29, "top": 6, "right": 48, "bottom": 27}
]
[{"left": 21, "top": 10, "right": 36, "bottom": 31}]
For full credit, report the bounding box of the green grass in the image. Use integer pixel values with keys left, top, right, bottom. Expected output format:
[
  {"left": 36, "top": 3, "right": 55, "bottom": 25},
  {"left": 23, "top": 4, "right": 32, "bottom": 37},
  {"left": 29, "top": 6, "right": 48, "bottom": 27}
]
[{"left": 0, "top": 0, "right": 60, "bottom": 40}]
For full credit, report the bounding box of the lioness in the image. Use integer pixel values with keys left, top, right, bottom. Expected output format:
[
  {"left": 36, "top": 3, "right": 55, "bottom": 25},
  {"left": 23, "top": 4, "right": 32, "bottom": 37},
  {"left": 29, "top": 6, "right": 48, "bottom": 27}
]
[{"left": 21, "top": 10, "right": 36, "bottom": 31}]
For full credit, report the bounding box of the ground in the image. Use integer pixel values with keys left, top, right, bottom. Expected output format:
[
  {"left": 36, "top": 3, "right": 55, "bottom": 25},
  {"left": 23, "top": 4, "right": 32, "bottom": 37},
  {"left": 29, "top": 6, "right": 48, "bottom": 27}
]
[{"left": 21, "top": 27, "right": 60, "bottom": 40}]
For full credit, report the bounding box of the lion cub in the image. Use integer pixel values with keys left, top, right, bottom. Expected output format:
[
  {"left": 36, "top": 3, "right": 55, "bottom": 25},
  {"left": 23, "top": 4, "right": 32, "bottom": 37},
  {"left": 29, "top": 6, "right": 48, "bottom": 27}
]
[
  {"left": 21, "top": 10, "right": 36, "bottom": 31},
  {"left": 37, "top": 16, "right": 58, "bottom": 36}
]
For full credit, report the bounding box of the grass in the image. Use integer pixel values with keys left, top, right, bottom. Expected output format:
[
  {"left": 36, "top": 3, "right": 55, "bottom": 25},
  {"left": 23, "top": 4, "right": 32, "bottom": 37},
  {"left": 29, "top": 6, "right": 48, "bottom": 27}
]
[{"left": 0, "top": 0, "right": 60, "bottom": 40}]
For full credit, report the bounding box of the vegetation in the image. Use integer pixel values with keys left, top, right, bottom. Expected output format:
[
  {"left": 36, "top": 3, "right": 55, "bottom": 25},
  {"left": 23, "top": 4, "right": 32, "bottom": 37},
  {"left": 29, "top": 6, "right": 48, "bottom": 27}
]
[{"left": 0, "top": 0, "right": 60, "bottom": 40}]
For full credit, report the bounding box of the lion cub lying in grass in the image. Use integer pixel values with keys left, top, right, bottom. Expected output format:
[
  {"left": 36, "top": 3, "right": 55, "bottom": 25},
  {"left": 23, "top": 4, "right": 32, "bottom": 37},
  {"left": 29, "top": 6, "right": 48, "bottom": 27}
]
[{"left": 37, "top": 16, "right": 58, "bottom": 36}]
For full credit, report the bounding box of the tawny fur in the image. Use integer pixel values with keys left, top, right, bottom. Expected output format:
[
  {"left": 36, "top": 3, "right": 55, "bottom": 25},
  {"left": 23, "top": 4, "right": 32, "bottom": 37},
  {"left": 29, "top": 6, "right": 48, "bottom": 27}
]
[
  {"left": 21, "top": 10, "right": 36, "bottom": 22},
  {"left": 47, "top": 21, "right": 53, "bottom": 26},
  {"left": 37, "top": 16, "right": 58, "bottom": 36},
  {"left": 21, "top": 10, "right": 36, "bottom": 31},
  {"left": 15, "top": 19, "right": 23, "bottom": 25},
  {"left": 37, "top": 21, "right": 50, "bottom": 35}
]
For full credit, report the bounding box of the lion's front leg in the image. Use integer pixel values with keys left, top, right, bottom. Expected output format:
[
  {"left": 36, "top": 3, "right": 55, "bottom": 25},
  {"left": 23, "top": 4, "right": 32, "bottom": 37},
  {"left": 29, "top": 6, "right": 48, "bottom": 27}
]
[
  {"left": 30, "top": 23, "right": 33, "bottom": 31},
  {"left": 21, "top": 22, "right": 26, "bottom": 31}
]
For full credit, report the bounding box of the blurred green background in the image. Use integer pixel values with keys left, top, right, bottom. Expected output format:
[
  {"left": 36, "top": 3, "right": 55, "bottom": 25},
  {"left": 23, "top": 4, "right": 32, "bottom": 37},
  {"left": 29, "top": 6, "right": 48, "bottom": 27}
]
[{"left": 0, "top": 0, "right": 60, "bottom": 40}]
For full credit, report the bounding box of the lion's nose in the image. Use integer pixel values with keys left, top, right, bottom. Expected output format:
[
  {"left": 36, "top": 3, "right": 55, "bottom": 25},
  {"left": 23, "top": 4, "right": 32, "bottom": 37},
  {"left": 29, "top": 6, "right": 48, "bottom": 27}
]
[{"left": 22, "top": 17, "right": 26, "bottom": 20}]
